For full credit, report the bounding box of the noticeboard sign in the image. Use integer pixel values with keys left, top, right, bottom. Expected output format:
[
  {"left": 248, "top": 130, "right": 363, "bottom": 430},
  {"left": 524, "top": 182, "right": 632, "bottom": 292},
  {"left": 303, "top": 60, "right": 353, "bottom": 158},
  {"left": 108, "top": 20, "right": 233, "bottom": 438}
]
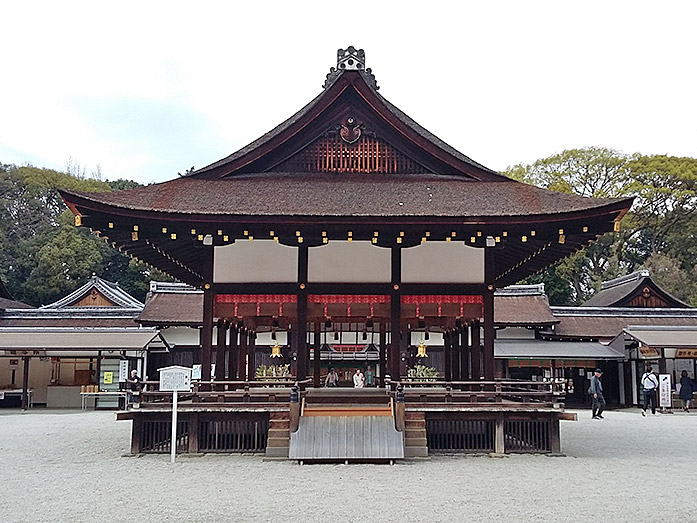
[
  {"left": 659, "top": 374, "right": 672, "bottom": 408},
  {"left": 159, "top": 366, "right": 192, "bottom": 392},
  {"left": 119, "top": 360, "right": 129, "bottom": 382}
]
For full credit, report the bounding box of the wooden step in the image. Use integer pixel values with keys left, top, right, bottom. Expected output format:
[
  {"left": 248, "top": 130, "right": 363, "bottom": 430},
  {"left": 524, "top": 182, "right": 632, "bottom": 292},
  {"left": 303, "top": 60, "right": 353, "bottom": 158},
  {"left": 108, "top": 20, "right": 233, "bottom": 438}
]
[
  {"left": 265, "top": 446, "right": 289, "bottom": 458},
  {"left": 303, "top": 404, "right": 392, "bottom": 417},
  {"left": 269, "top": 419, "right": 290, "bottom": 430},
  {"left": 404, "top": 446, "right": 429, "bottom": 458}
]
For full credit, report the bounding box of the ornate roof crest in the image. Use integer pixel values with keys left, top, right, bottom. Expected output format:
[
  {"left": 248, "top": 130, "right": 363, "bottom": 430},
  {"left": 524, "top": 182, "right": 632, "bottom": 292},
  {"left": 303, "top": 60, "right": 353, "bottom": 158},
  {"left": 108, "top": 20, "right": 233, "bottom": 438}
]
[{"left": 323, "top": 46, "right": 379, "bottom": 90}]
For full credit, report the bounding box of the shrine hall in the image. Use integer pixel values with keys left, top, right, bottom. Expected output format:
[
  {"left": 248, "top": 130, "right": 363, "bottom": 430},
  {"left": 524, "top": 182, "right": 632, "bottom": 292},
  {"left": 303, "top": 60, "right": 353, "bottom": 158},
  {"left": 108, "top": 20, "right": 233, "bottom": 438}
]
[{"left": 60, "top": 48, "right": 633, "bottom": 459}]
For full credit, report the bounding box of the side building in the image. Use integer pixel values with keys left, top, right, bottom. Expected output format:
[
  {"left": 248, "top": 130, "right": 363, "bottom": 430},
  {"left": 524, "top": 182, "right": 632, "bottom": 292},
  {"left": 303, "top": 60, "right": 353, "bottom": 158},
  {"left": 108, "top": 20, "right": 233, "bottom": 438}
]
[{"left": 0, "top": 276, "right": 157, "bottom": 408}]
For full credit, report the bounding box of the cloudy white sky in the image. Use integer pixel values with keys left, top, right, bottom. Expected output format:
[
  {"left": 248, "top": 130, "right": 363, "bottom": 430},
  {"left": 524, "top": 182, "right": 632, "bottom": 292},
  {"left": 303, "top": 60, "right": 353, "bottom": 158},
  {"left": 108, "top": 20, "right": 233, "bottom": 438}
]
[{"left": 1, "top": 1, "right": 695, "bottom": 184}]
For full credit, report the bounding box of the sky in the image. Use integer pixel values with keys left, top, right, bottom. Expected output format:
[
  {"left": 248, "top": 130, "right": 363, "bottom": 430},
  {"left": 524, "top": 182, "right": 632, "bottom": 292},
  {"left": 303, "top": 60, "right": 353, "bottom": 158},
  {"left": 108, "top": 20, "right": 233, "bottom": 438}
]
[{"left": 1, "top": 1, "right": 695, "bottom": 185}]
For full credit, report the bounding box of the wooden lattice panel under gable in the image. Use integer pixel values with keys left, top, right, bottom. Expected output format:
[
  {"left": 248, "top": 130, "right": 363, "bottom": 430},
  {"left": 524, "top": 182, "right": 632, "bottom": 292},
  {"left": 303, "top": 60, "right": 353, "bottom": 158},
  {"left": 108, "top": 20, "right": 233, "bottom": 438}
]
[{"left": 271, "top": 133, "right": 430, "bottom": 174}]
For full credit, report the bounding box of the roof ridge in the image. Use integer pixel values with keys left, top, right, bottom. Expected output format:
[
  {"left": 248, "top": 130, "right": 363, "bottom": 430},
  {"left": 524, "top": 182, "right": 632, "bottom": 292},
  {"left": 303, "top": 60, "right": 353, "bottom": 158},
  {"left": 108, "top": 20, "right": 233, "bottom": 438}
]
[
  {"left": 599, "top": 270, "right": 650, "bottom": 290},
  {"left": 495, "top": 284, "right": 546, "bottom": 296}
]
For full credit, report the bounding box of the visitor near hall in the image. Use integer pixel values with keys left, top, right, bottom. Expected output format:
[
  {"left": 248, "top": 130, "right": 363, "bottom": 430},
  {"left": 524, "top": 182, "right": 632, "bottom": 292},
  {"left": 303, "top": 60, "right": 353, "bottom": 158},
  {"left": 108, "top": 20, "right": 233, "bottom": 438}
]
[
  {"left": 679, "top": 370, "right": 695, "bottom": 413},
  {"left": 353, "top": 369, "right": 365, "bottom": 388},
  {"left": 641, "top": 366, "right": 659, "bottom": 416},
  {"left": 325, "top": 368, "right": 339, "bottom": 387},
  {"left": 589, "top": 368, "right": 605, "bottom": 420}
]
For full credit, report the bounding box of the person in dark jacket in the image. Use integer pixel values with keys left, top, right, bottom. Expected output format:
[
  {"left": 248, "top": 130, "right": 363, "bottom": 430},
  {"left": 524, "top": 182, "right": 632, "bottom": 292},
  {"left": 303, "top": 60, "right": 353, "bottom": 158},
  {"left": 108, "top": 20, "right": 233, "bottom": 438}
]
[
  {"left": 679, "top": 370, "right": 695, "bottom": 413},
  {"left": 589, "top": 368, "right": 605, "bottom": 419}
]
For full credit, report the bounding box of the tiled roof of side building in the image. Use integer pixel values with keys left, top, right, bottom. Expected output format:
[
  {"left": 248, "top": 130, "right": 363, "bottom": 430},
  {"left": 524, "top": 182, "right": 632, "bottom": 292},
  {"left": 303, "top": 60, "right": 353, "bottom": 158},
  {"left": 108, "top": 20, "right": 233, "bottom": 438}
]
[
  {"left": 581, "top": 270, "right": 690, "bottom": 308},
  {"left": 547, "top": 307, "right": 697, "bottom": 339},
  {"left": 42, "top": 276, "right": 144, "bottom": 309},
  {"left": 494, "top": 284, "right": 557, "bottom": 325}
]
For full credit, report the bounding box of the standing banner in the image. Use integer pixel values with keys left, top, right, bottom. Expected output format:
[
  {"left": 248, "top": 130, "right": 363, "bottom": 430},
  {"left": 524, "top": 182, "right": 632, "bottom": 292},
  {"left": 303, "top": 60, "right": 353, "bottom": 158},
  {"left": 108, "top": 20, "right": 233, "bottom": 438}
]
[{"left": 659, "top": 374, "right": 672, "bottom": 408}]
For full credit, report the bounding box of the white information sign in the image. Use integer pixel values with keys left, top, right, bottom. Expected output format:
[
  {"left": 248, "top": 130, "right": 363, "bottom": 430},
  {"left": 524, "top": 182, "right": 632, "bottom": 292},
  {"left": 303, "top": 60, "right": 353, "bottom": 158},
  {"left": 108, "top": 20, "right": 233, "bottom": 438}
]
[
  {"left": 159, "top": 366, "right": 192, "bottom": 392},
  {"left": 158, "top": 366, "right": 192, "bottom": 464},
  {"left": 191, "top": 364, "right": 202, "bottom": 380},
  {"left": 119, "top": 360, "right": 129, "bottom": 383},
  {"left": 659, "top": 374, "right": 672, "bottom": 408}
]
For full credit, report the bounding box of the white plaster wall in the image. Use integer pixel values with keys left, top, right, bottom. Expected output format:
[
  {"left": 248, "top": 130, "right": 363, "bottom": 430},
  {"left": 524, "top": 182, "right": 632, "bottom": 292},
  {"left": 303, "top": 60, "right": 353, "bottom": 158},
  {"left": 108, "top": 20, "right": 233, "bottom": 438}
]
[
  {"left": 213, "top": 241, "right": 297, "bottom": 283},
  {"left": 401, "top": 242, "right": 484, "bottom": 283},
  {"left": 308, "top": 241, "right": 391, "bottom": 283}
]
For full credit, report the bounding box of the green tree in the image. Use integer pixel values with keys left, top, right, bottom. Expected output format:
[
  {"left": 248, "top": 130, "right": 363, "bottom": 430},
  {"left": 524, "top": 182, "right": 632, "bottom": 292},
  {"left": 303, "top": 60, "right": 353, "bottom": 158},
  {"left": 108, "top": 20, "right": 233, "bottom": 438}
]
[{"left": 0, "top": 163, "right": 171, "bottom": 306}]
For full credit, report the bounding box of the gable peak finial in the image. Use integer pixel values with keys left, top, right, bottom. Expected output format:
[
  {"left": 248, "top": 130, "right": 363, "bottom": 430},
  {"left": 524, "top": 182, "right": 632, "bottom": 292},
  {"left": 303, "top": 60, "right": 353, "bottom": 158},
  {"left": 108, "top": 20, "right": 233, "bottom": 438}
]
[
  {"left": 324, "top": 47, "right": 379, "bottom": 90},
  {"left": 337, "top": 46, "right": 365, "bottom": 71}
]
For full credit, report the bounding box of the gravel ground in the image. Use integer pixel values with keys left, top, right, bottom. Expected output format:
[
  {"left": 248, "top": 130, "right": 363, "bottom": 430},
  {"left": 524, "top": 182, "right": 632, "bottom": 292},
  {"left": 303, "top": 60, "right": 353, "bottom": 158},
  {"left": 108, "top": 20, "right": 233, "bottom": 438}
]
[{"left": 1, "top": 408, "right": 695, "bottom": 523}]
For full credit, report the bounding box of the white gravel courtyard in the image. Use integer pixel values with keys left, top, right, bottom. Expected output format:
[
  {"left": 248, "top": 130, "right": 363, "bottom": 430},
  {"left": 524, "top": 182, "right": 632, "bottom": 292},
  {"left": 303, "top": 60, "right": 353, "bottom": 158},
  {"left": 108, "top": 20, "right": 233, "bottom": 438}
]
[{"left": 1, "top": 408, "right": 695, "bottom": 522}]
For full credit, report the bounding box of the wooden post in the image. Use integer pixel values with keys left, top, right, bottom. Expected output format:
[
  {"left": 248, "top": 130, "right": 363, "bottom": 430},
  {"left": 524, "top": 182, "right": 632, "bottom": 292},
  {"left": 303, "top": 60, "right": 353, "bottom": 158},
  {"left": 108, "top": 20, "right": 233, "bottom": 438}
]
[
  {"left": 379, "top": 322, "right": 387, "bottom": 388},
  {"left": 444, "top": 330, "right": 452, "bottom": 382},
  {"left": 313, "top": 322, "right": 321, "bottom": 388},
  {"left": 215, "top": 320, "right": 226, "bottom": 387},
  {"left": 131, "top": 414, "right": 142, "bottom": 454},
  {"left": 483, "top": 248, "right": 495, "bottom": 381},
  {"left": 471, "top": 320, "right": 481, "bottom": 380},
  {"left": 201, "top": 247, "right": 214, "bottom": 384},
  {"left": 21, "top": 357, "right": 30, "bottom": 410},
  {"left": 188, "top": 413, "right": 199, "bottom": 453},
  {"left": 247, "top": 331, "right": 256, "bottom": 382},
  {"left": 494, "top": 413, "right": 505, "bottom": 454},
  {"left": 389, "top": 246, "right": 401, "bottom": 383},
  {"left": 228, "top": 324, "right": 238, "bottom": 380},
  {"left": 296, "top": 244, "right": 309, "bottom": 383},
  {"left": 238, "top": 326, "right": 247, "bottom": 382},
  {"left": 296, "top": 294, "right": 308, "bottom": 383},
  {"left": 550, "top": 416, "right": 561, "bottom": 453},
  {"left": 452, "top": 327, "right": 461, "bottom": 382}
]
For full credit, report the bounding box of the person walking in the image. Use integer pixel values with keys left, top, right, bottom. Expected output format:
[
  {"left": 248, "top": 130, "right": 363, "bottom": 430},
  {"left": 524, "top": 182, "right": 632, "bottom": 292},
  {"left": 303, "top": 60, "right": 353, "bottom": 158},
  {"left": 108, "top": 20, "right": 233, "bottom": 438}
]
[
  {"left": 589, "top": 368, "right": 606, "bottom": 419},
  {"left": 641, "top": 365, "right": 659, "bottom": 416},
  {"left": 679, "top": 370, "right": 695, "bottom": 413},
  {"left": 325, "top": 368, "right": 339, "bottom": 387}
]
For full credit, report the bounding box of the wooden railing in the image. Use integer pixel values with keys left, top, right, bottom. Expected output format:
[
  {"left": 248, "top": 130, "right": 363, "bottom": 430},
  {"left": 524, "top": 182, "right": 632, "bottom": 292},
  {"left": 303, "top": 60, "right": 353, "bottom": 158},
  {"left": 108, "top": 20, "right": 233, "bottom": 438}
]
[
  {"left": 386, "top": 379, "right": 565, "bottom": 408},
  {"left": 136, "top": 378, "right": 563, "bottom": 409},
  {"left": 139, "top": 379, "right": 311, "bottom": 407}
]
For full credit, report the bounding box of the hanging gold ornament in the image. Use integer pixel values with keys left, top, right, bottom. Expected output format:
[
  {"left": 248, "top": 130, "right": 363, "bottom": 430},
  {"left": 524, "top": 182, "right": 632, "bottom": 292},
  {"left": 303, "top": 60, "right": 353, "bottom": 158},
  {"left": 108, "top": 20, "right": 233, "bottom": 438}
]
[
  {"left": 270, "top": 340, "right": 282, "bottom": 358},
  {"left": 416, "top": 340, "right": 428, "bottom": 358}
]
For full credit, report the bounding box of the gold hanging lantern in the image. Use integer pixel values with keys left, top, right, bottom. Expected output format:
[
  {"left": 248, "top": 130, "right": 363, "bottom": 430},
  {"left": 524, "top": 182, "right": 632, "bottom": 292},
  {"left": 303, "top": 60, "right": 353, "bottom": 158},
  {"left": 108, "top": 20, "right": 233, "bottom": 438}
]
[
  {"left": 416, "top": 340, "right": 428, "bottom": 358},
  {"left": 270, "top": 340, "right": 282, "bottom": 358}
]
